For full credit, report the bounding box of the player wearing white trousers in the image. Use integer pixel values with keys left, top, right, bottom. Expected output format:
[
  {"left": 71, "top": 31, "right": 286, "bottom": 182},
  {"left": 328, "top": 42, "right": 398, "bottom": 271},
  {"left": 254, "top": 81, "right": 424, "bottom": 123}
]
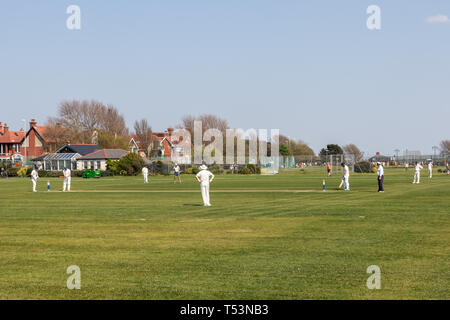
[
  {"left": 31, "top": 168, "right": 39, "bottom": 192},
  {"left": 340, "top": 163, "right": 350, "bottom": 191},
  {"left": 63, "top": 167, "right": 71, "bottom": 192},
  {"left": 142, "top": 167, "right": 149, "bottom": 183},
  {"left": 428, "top": 162, "right": 433, "bottom": 179},
  {"left": 196, "top": 165, "right": 215, "bottom": 206},
  {"left": 413, "top": 163, "right": 423, "bottom": 184}
]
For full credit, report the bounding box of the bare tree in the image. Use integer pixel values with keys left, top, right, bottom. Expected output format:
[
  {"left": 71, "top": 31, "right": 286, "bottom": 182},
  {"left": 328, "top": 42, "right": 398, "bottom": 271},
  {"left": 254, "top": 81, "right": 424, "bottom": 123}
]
[
  {"left": 53, "top": 100, "right": 129, "bottom": 144},
  {"left": 134, "top": 119, "right": 152, "bottom": 156},
  {"left": 343, "top": 143, "right": 364, "bottom": 162},
  {"left": 440, "top": 140, "right": 450, "bottom": 155},
  {"left": 179, "top": 114, "right": 228, "bottom": 137}
]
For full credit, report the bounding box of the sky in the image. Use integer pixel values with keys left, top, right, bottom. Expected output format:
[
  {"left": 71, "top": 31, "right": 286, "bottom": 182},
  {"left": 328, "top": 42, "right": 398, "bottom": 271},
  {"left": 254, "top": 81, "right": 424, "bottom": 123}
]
[{"left": 1, "top": 0, "right": 449, "bottom": 156}]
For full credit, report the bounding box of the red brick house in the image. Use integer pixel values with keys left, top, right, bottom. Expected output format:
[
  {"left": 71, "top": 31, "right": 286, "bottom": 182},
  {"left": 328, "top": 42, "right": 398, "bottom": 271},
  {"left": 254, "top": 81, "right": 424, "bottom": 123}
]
[
  {"left": 129, "top": 126, "right": 190, "bottom": 163},
  {"left": 0, "top": 119, "right": 49, "bottom": 162},
  {"left": 0, "top": 122, "right": 25, "bottom": 162}
]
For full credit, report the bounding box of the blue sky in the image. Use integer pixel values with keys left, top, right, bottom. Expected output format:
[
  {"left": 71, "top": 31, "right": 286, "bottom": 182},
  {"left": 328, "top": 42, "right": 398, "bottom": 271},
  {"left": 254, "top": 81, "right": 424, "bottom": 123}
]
[{"left": 1, "top": 0, "right": 449, "bottom": 156}]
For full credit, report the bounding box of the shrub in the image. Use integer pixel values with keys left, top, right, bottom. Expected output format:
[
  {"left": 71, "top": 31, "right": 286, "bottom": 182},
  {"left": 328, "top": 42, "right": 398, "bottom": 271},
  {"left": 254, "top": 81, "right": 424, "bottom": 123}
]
[
  {"left": 238, "top": 167, "right": 252, "bottom": 174},
  {"left": 209, "top": 164, "right": 224, "bottom": 175},
  {"left": 354, "top": 161, "right": 374, "bottom": 173},
  {"left": 7, "top": 168, "right": 19, "bottom": 176},
  {"left": 247, "top": 164, "right": 261, "bottom": 174},
  {"left": 37, "top": 170, "right": 63, "bottom": 178},
  {"left": 107, "top": 153, "right": 145, "bottom": 176},
  {"left": 100, "top": 170, "right": 115, "bottom": 177},
  {"left": 192, "top": 167, "right": 199, "bottom": 175},
  {"left": 73, "top": 170, "right": 84, "bottom": 177}
]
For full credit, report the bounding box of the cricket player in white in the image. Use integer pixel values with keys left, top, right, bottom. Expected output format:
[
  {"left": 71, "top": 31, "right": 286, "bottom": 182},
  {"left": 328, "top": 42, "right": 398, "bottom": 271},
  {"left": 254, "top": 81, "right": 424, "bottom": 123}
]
[
  {"left": 31, "top": 166, "right": 39, "bottom": 192},
  {"left": 340, "top": 162, "right": 350, "bottom": 191},
  {"left": 413, "top": 162, "right": 423, "bottom": 184},
  {"left": 142, "top": 166, "right": 149, "bottom": 183},
  {"left": 428, "top": 161, "right": 433, "bottom": 179},
  {"left": 173, "top": 163, "right": 181, "bottom": 184},
  {"left": 63, "top": 167, "right": 71, "bottom": 192},
  {"left": 196, "top": 164, "right": 214, "bottom": 206}
]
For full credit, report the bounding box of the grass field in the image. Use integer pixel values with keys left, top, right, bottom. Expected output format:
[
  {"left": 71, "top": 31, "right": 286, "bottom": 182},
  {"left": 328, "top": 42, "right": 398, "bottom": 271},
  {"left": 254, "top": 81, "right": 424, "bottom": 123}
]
[{"left": 0, "top": 167, "right": 449, "bottom": 299}]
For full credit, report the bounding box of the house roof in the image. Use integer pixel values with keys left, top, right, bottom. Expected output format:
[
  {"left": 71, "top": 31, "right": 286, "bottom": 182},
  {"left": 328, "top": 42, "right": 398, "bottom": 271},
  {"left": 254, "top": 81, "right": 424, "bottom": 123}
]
[
  {"left": 0, "top": 130, "right": 26, "bottom": 143},
  {"left": 55, "top": 144, "right": 101, "bottom": 156},
  {"left": 34, "top": 153, "right": 81, "bottom": 161},
  {"left": 78, "top": 149, "right": 128, "bottom": 160}
]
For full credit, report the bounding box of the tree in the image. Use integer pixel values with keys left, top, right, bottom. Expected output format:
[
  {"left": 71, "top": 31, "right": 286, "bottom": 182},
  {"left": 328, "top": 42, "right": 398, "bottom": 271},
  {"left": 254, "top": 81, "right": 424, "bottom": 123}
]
[
  {"left": 133, "top": 119, "right": 152, "bottom": 156},
  {"left": 343, "top": 143, "right": 364, "bottom": 162},
  {"left": 97, "top": 131, "right": 129, "bottom": 150},
  {"left": 47, "top": 99, "right": 129, "bottom": 146},
  {"left": 55, "top": 99, "right": 128, "bottom": 138},
  {"left": 319, "top": 144, "right": 343, "bottom": 156},
  {"left": 319, "top": 144, "right": 344, "bottom": 162},
  {"left": 291, "top": 139, "right": 315, "bottom": 156},
  {"left": 440, "top": 140, "right": 450, "bottom": 155},
  {"left": 279, "top": 144, "right": 291, "bottom": 156},
  {"left": 179, "top": 114, "right": 228, "bottom": 138},
  {"left": 42, "top": 120, "right": 73, "bottom": 152}
]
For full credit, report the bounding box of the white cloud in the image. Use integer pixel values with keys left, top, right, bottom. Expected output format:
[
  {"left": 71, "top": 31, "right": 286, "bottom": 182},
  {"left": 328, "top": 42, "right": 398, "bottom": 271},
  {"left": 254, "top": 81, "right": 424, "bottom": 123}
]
[{"left": 426, "top": 14, "right": 450, "bottom": 24}]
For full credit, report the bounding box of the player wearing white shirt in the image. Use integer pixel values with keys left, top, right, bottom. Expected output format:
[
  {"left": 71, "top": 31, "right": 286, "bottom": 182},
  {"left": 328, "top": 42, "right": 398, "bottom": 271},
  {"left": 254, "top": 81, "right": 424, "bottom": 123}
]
[
  {"left": 195, "top": 164, "right": 215, "bottom": 206},
  {"left": 142, "top": 166, "right": 149, "bottom": 183},
  {"left": 376, "top": 162, "right": 384, "bottom": 192},
  {"left": 339, "top": 162, "right": 350, "bottom": 191},
  {"left": 173, "top": 164, "right": 181, "bottom": 184},
  {"left": 413, "top": 162, "right": 423, "bottom": 184},
  {"left": 31, "top": 166, "right": 39, "bottom": 192},
  {"left": 63, "top": 167, "right": 71, "bottom": 192},
  {"left": 427, "top": 162, "right": 433, "bottom": 179}
]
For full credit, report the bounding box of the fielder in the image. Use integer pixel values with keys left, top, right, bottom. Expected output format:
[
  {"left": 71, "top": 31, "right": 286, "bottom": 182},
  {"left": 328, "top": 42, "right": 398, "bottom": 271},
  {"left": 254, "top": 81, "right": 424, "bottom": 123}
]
[
  {"left": 63, "top": 167, "right": 71, "bottom": 192},
  {"left": 173, "top": 163, "right": 181, "bottom": 184},
  {"left": 428, "top": 161, "right": 433, "bottom": 179},
  {"left": 195, "top": 164, "right": 214, "bottom": 206},
  {"left": 413, "top": 162, "right": 423, "bottom": 184},
  {"left": 31, "top": 166, "right": 39, "bottom": 192},
  {"left": 142, "top": 166, "right": 149, "bottom": 183}
]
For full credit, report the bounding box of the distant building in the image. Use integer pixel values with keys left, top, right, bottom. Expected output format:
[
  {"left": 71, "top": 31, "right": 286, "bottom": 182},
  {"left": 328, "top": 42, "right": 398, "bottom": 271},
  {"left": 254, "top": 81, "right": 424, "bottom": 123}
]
[
  {"left": 0, "top": 119, "right": 49, "bottom": 162},
  {"left": 33, "top": 143, "right": 128, "bottom": 171},
  {"left": 77, "top": 149, "right": 129, "bottom": 171},
  {"left": 149, "top": 126, "right": 191, "bottom": 164},
  {"left": 368, "top": 154, "right": 391, "bottom": 163}
]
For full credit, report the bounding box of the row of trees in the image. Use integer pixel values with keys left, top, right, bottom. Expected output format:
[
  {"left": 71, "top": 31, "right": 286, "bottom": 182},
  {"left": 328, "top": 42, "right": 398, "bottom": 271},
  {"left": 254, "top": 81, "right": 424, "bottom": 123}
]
[
  {"left": 42, "top": 99, "right": 447, "bottom": 161},
  {"left": 41, "top": 100, "right": 356, "bottom": 159}
]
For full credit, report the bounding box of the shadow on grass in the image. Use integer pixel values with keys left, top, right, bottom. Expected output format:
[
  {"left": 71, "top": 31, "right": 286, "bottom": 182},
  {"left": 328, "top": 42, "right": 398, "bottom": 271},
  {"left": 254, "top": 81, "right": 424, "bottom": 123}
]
[{"left": 183, "top": 203, "right": 204, "bottom": 207}]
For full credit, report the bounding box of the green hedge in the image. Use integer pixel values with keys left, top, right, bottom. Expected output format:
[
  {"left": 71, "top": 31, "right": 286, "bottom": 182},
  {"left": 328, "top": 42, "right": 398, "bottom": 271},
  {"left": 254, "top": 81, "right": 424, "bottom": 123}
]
[{"left": 354, "top": 161, "right": 374, "bottom": 173}]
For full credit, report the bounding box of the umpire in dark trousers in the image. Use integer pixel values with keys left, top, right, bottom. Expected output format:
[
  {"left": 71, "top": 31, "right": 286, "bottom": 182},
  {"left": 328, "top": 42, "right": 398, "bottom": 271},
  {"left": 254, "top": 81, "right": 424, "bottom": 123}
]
[{"left": 376, "top": 162, "right": 384, "bottom": 192}]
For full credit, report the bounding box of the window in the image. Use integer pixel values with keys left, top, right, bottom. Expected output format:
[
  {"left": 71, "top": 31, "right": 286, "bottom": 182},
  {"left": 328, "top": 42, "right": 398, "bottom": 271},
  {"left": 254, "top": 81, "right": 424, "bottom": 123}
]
[
  {"left": 97, "top": 161, "right": 101, "bottom": 170},
  {"left": 84, "top": 161, "right": 88, "bottom": 169}
]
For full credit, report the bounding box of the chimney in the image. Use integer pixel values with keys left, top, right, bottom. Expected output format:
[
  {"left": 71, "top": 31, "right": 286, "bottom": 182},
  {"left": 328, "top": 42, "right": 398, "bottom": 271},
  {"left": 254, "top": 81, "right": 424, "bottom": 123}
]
[
  {"left": 29, "top": 119, "right": 37, "bottom": 128},
  {"left": 3, "top": 123, "right": 8, "bottom": 133}
]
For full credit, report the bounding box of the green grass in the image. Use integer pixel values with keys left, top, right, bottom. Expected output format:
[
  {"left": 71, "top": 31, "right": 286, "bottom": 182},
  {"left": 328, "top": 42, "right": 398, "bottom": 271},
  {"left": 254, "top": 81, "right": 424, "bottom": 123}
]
[{"left": 0, "top": 168, "right": 448, "bottom": 299}]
